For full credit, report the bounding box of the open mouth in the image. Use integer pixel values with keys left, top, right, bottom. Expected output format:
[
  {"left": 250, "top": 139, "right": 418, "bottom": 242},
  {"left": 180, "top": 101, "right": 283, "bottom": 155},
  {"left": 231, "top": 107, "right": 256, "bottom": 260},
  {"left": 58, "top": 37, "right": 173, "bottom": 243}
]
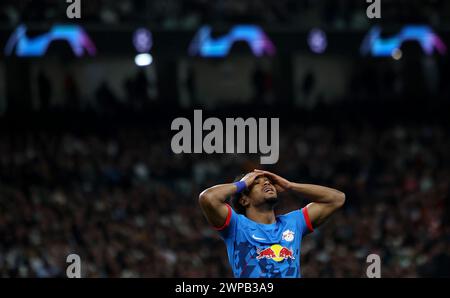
[{"left": 263, "top": 186, "right": 274, "bottom": 193}]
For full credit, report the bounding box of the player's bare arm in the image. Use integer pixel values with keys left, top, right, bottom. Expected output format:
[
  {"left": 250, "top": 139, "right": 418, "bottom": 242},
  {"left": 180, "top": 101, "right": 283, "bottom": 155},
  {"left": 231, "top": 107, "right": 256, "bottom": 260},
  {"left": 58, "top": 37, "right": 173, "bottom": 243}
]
[
  {"left": 254, "top": 170, "right": 345, "bottom": 228},
  {"left": 198, "top": 171, "right": 263, "bottom": 228}
]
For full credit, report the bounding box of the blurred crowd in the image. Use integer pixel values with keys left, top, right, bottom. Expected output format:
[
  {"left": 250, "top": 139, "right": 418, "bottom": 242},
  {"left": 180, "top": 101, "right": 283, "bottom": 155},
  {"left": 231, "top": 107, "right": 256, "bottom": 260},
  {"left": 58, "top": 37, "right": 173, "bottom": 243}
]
[
  {"left": 1, "top": 0, "right": 449, "bottom": 30},
  {"left": 0, "top": 118, "right": 449, "bottom": 277},
  {"left": 1, "top": 0, "right": 449, "bottom": 280}
]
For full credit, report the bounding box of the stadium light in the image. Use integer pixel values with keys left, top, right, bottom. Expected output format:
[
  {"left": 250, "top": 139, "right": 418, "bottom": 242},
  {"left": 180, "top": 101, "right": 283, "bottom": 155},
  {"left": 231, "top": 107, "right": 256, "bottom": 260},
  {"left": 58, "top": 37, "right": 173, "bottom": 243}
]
[
  {"left": 133, "top": 28, "right": 153, "bottom": 53},
  {"left": 391, "top": 48, "right": 402, "bottom": 60},
  {"left": 308, "top": 28, "right": 327, "bottom": 54},
  {"left": 134, "top": 53, "right": 153, "bottom": 67}
]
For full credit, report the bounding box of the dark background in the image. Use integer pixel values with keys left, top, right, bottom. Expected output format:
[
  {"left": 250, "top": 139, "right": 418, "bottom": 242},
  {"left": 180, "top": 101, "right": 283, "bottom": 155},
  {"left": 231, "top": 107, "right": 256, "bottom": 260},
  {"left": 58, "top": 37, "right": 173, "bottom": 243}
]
[{"left": 0, "top": 0, "right": 449, "bottom": 277}]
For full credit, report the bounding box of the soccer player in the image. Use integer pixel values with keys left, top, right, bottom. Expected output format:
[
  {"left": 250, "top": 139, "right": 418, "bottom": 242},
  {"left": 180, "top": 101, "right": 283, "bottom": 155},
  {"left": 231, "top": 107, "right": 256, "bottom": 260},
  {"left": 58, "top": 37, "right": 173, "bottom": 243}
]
[{"left": 198, "top": 169, "right": 345, "bottom": 278}]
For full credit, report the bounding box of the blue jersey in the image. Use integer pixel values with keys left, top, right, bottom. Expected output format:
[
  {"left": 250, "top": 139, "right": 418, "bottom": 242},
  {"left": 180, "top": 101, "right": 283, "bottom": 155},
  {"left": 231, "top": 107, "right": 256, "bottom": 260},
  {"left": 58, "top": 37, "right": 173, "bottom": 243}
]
[{"left": 215, "top": 204, "right": 314, "bottom": 278}]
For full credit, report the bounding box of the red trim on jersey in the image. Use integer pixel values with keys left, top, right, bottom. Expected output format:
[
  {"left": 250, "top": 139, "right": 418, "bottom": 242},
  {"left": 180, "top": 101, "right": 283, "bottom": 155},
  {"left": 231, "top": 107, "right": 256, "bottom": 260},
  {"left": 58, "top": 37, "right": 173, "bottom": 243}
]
[
  {"left": 302, "top": 207, "right": 314, "bottom": 233},
  {"left": 214, "top": 204, "right": 232, "bottom": 231}
]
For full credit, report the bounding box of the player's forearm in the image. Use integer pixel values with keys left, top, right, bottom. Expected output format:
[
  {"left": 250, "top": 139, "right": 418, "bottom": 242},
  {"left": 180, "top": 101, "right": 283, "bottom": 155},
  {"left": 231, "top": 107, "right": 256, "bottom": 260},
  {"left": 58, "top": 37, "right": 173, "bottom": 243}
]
[
  {"left": 199, "top": 183, "right": 238, "bottom": 205},
  {"left": 288, "top": 183, "right": 345, "bottom": 205}
]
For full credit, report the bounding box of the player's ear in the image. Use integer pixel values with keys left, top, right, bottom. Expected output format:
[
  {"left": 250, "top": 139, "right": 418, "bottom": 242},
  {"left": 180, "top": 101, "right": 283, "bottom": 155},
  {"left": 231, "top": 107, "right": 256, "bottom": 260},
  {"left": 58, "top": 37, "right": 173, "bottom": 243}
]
[{"left": 239, "top": 196, "right": 249, "bottom": 208}]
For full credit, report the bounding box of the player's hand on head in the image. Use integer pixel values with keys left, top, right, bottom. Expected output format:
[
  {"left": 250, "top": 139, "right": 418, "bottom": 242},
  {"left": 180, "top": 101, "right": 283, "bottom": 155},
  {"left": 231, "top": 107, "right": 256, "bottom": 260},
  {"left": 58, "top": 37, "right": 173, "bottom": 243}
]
[
  {"left": 240, "top": 171, "right": 264, "bottom": 188},
  {"left": 254, "top": 169, "right": 292, "bottom": 193}
]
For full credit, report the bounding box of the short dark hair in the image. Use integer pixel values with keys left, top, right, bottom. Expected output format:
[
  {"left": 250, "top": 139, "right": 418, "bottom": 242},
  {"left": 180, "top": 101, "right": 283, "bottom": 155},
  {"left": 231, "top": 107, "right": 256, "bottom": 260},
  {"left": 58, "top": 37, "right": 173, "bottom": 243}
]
[{"left": 231, "top": 174, "right": 250, "bottom": 215}]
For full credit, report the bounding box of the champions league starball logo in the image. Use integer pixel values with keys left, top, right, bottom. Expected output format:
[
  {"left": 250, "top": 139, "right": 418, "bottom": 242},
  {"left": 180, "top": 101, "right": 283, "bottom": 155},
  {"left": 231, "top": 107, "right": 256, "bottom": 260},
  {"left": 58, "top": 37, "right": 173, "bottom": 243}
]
[
  {"left": 189, "top": 25, "right": 276, "bottom": 57},
  {"left": 4, "top": 24, "right": 96, "bottom": 57}
]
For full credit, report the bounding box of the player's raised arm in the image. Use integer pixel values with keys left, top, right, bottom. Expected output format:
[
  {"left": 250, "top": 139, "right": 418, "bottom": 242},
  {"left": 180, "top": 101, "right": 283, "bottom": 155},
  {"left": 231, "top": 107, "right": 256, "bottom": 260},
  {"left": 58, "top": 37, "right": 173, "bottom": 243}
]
[
  {"left": 254, "top": 170, "right": 345, "bottom": 228},
  {"left": 198, "top": 171, "right": 263, "bottom": 228}
]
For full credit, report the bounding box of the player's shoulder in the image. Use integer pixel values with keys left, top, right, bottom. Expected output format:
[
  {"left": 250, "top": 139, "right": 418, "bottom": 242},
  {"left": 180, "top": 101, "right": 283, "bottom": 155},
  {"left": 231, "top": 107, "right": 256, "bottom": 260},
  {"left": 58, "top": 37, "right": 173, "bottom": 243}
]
[
  {"left": 235, "top": 212, "right": 256, "bottom": 227},
  {"left": 277, "top": 208, "right": 302, "bottom": 220},
  {"left": 227, "top": 207, "right": 251, "bottom": 228}
]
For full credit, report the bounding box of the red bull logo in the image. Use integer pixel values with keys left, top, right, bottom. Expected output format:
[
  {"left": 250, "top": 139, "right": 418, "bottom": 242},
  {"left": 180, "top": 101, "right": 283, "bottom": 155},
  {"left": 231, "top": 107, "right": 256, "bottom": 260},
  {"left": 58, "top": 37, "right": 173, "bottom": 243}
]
[{"left": 256, "top": 244, "right": 295, "bottom": 262}]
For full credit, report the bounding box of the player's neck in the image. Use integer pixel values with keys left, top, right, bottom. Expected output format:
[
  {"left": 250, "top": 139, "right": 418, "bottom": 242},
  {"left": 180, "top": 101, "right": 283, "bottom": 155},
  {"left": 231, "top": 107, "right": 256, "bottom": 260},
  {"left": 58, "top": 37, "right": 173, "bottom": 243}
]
[{"left": 245, "top": 207, "right": 276, "bottom": 225}]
